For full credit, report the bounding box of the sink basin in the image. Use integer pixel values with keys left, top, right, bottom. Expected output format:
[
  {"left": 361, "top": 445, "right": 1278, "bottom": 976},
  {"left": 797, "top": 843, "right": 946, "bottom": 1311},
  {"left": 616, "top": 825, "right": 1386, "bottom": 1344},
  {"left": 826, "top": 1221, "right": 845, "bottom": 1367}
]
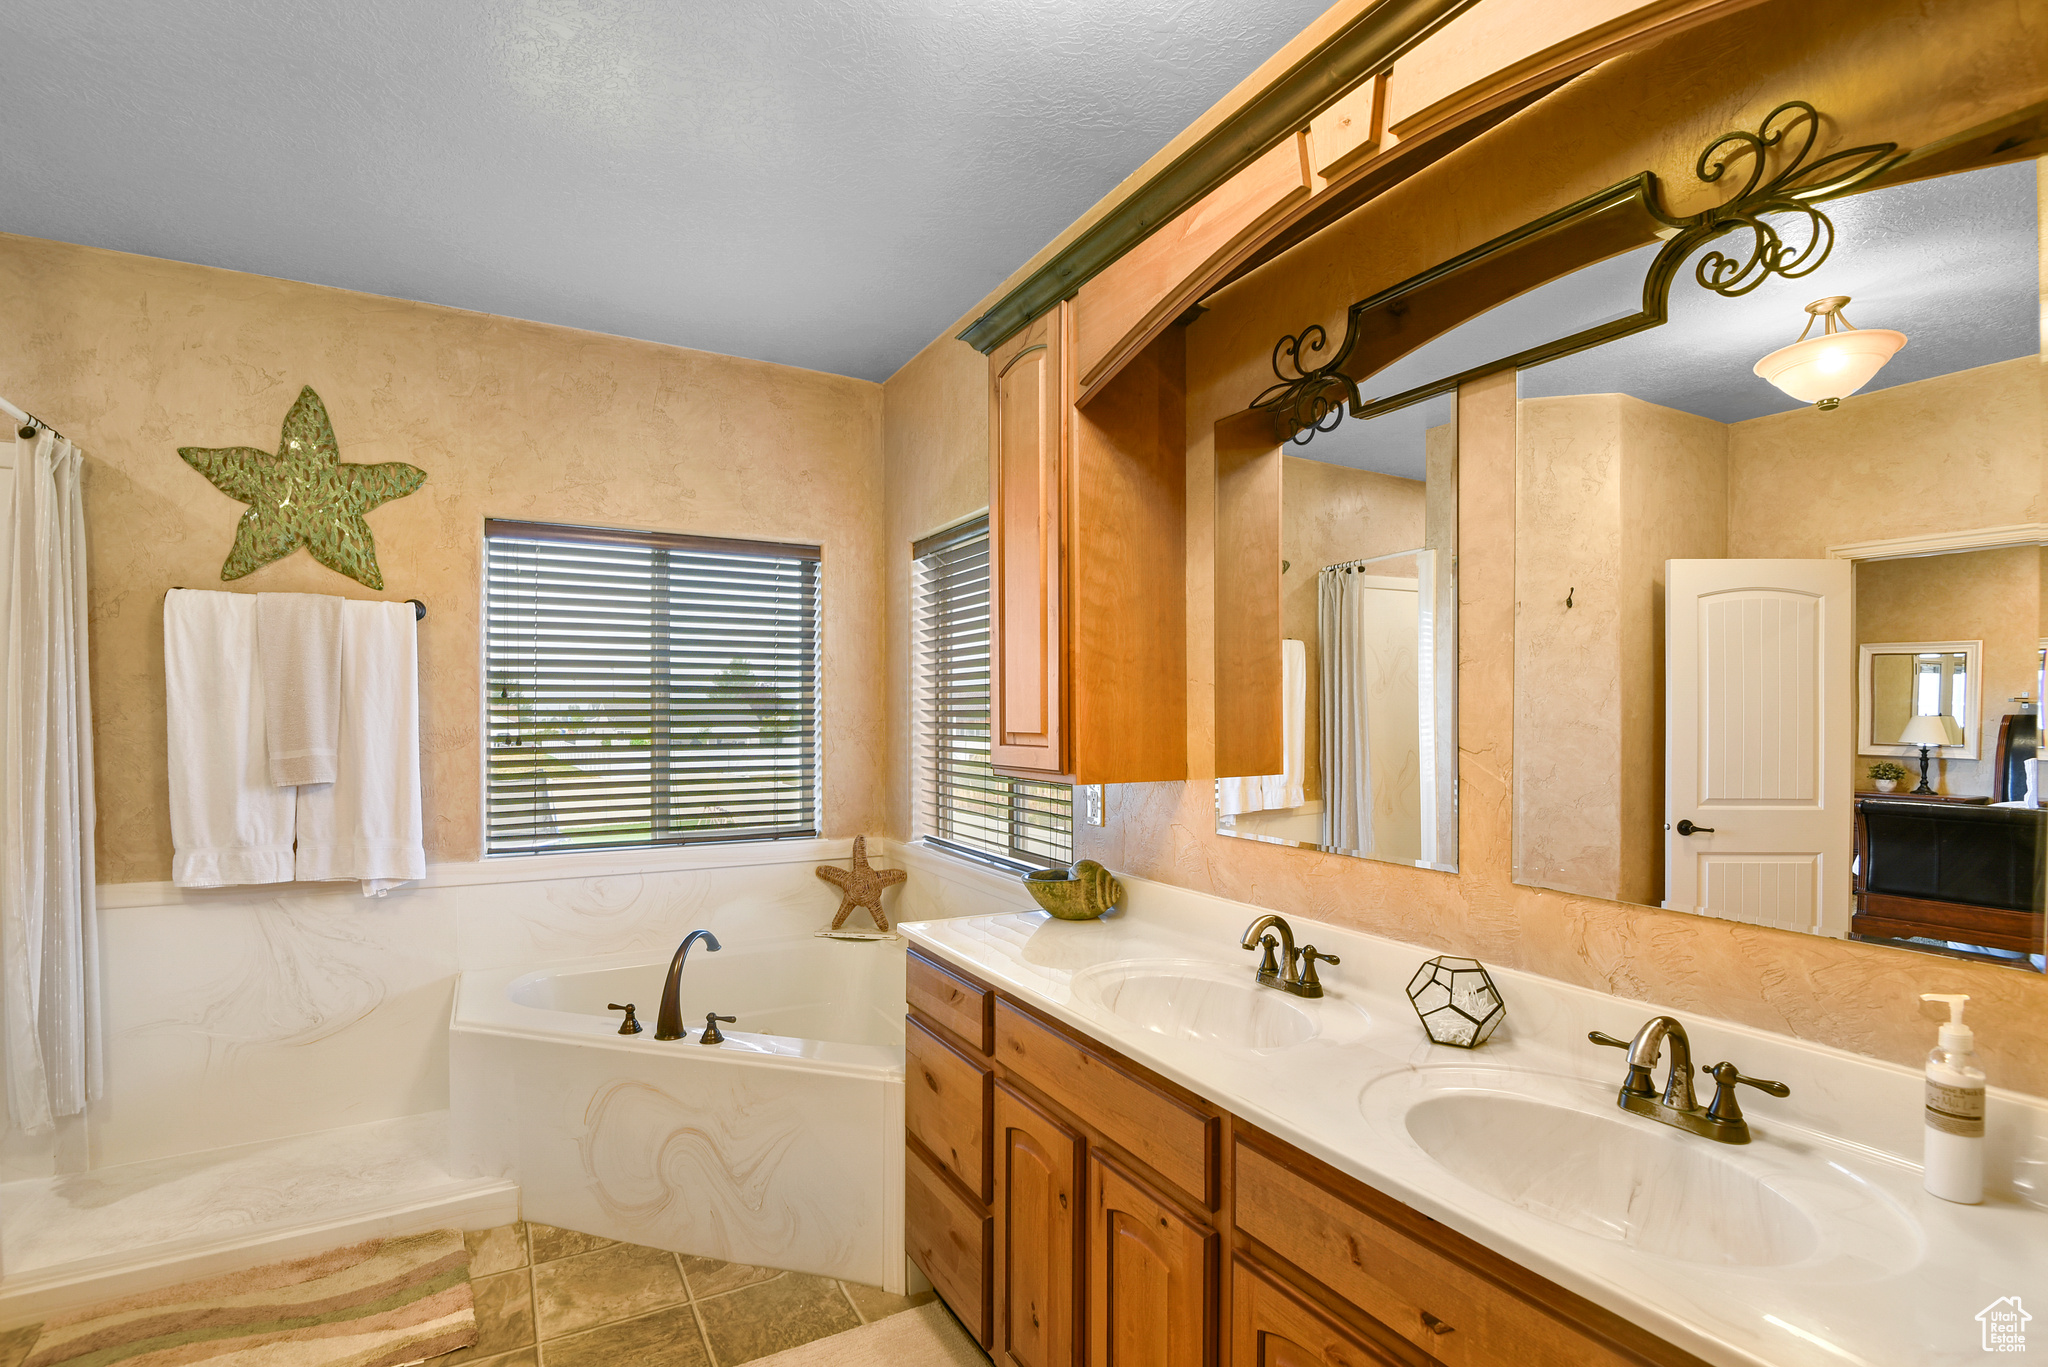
[
  {"left": 1074, "top": 961, "right": 1347, "bottom": 1049},
  {"left": 1403, "top": 1091, "right": 1819, "bottom": 1267}
]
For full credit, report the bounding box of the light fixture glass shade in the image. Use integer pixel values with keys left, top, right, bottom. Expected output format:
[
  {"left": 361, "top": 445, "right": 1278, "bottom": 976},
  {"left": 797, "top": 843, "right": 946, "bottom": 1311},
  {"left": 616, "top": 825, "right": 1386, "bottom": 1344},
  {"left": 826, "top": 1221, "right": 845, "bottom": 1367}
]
[
  {"left": 1898, "top": 714, "right": 1952, "bottom": 747},
  {"left": 1753, "top": 328, "right": 1907, "bottom": 404}
]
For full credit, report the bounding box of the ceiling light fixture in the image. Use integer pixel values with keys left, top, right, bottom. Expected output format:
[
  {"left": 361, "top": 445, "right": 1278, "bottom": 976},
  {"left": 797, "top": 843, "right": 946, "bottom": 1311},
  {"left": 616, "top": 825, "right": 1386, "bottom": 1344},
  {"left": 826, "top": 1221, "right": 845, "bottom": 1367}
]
[{"left": 1752, "top": 296, "right": 1906, "bottom": 411}]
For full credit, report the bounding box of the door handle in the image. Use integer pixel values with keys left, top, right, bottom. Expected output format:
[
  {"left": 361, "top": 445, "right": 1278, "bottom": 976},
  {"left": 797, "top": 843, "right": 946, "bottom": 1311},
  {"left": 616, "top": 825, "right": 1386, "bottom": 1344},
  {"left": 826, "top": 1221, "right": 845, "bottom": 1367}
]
[{"left": 1676, "top": 820, "right": 1715, "bottom": 836}]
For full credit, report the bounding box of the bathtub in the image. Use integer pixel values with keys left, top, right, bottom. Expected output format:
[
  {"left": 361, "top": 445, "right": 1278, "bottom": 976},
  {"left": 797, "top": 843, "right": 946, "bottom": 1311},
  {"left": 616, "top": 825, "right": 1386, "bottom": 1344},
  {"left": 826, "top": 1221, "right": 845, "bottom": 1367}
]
[{"left": 450, "top": 934, "right": 908, "bottom": 1290}]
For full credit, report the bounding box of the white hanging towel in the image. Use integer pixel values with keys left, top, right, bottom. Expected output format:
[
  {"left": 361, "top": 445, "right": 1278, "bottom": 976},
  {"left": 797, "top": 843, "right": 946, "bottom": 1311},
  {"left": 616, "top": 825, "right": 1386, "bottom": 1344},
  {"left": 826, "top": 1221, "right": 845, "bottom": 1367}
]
[
  {"left": 1216, "top": 638, "right": 1307, "bottom": 814},
  {"left": 256, "top": 592, "right": 344, "bottom": 787},
  {"left": 294, "top": 598, "right": 425, "bottom": 894},
  {"left": 165, "top": 590, "right": 296, "bottom": 887}
]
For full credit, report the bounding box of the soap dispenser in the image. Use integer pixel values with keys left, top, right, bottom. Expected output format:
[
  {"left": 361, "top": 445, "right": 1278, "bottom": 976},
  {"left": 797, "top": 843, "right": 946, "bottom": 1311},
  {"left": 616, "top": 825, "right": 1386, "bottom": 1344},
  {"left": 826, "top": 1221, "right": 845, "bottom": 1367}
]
[{"left": 1920, "top": 993, "right": 1985, "bottom": 1204}]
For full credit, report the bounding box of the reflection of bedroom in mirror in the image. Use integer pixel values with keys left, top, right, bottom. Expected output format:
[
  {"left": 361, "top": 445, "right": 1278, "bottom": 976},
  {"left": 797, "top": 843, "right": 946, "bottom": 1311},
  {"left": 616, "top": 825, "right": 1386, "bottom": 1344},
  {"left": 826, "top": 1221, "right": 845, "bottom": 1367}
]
[
  {"left": 1511, "top": 155, "right": 2044, "bottom": 970},
  {"left": 1215, "top": 397, "right": 1458, "bottom": 871}
]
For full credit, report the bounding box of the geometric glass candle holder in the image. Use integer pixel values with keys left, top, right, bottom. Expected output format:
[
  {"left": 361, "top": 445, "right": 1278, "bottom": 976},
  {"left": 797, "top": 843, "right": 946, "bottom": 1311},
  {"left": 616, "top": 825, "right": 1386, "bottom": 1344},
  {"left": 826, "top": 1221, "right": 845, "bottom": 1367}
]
[{"left": 1405, "top": 956, "right": 1505, "bottom": 1048}]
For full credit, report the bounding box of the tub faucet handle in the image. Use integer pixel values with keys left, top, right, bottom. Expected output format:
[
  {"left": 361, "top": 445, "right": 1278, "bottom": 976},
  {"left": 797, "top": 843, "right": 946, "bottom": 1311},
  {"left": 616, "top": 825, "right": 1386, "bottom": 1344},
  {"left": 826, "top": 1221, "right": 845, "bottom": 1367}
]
[
  {"left": 608, "top": 1003, "right": 643, "bottom": 1036},
  {"left": 701, "top": 1012, "right": 736, "bottom": 1045}
]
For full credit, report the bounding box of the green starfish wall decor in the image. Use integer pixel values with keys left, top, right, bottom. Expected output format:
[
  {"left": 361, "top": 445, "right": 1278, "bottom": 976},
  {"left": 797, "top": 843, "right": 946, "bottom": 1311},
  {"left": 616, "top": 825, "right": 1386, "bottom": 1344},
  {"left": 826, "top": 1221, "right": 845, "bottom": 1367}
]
[{"left": 179, "top": 386, "right": 426, "bottom": 590}]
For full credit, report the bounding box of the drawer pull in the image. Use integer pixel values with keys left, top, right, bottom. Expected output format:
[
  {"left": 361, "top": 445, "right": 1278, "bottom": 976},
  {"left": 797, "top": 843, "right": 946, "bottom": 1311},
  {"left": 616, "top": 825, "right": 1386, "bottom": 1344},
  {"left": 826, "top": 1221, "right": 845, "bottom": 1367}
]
[{"left": 1421, "top": 1311, "right": 1455, "bottom": 1336}]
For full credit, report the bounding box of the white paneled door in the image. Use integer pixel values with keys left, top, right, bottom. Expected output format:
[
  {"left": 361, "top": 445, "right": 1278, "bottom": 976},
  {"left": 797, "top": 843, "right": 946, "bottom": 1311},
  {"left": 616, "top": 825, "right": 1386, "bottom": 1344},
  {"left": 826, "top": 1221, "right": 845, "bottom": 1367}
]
[{"left": 1665, "top": 559, "right": 1854, "bottom": 936}]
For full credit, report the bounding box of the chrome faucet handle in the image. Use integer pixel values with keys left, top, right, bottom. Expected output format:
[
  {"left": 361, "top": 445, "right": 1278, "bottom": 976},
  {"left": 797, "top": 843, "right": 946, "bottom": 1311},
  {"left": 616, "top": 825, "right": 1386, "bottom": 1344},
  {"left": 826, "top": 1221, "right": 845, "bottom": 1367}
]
[
  {"left": 608, "top": 1003, "right": 643, "bottom": 1036},
  {"left": 700, "top": 1012, "right": 736, "bottom": 1045},
  {"left": 1704, "top": 1061, "right": 1790, "bottom": 1124},
  {"left": 1588, "top": 1030, "right": 1659, "bottom": 1098}
]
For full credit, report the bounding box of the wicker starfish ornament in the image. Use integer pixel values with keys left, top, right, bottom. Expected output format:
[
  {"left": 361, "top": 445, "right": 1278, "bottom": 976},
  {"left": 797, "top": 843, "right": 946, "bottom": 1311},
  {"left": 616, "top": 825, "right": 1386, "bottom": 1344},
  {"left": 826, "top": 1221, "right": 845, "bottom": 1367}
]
[
  {"left": 816, "top": 836, "right": 906, "bottom": 931},
  {"left": 179, "top": 386, "right": 427, "bottom": 590}
]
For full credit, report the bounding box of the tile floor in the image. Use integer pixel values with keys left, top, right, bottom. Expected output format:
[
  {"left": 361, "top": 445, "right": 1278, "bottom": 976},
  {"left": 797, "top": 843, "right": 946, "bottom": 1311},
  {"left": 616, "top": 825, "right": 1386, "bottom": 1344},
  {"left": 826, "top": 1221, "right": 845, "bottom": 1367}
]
[{"left": 435, "top": 1222, "right": 938, "bottom": 1367}]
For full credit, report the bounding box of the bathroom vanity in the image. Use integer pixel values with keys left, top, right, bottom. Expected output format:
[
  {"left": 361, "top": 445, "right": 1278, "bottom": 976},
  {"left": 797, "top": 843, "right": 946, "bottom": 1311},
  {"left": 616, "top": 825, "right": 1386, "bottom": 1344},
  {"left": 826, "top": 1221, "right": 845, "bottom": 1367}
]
[
  {"left": 896, "top": 865, "right": 2043, "bottom": 1367},
  {"left": 902, "top": 943, "right": 1691, "bottom": 1367}
]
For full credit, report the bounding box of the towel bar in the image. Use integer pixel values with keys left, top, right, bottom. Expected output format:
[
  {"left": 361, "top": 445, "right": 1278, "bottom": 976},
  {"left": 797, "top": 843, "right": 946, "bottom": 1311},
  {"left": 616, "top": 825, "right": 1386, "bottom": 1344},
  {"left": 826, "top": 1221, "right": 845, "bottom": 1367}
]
[{"left": 164, "top": 587, "right": 426, "bottom": 621}]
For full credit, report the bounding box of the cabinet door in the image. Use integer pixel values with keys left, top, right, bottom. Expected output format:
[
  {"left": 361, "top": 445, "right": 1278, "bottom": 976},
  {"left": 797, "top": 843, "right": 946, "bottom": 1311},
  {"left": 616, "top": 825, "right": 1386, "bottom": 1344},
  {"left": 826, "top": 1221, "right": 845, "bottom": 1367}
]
[
  {"left": 988, "top": 303, "right": 1069, "bottom": 776},
  {"left": 996, "top": 1083, "right": 1084, "bottom": 1367},
  {"left": 1089, "top": 1155, "right": 1214, "bottom": 1367},
  {"left": 1231, "top": 1259, "right": 1400, "bottom": 1367}
]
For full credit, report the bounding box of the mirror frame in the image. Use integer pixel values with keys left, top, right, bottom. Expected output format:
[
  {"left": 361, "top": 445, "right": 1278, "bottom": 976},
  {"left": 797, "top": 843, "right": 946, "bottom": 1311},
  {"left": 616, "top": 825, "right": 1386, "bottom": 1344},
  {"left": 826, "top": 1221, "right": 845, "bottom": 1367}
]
[
  {"left": 1859, "top": 640, "right": 1985, "bottom": 761},
  {"left": 1243, "top": 97, "right": 2048, "bottom": 444}
]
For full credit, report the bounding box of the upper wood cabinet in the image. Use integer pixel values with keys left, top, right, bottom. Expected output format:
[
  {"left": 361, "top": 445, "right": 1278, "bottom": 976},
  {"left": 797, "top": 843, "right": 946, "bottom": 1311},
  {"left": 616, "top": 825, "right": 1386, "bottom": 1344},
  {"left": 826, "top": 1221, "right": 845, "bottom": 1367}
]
[
  {"left": 987, "top": 305, "right": 1189, "bottom": 785},
  {"left": 989, "top": 307, "right": 1069, "bottom": 776}
]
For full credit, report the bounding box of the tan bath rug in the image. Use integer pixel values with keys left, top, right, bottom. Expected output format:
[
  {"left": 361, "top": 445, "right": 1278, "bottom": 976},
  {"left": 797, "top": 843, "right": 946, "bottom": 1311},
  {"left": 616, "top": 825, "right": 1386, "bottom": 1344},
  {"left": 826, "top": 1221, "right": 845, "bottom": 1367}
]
[
  {"left": 23, "top": 1228, "right": 476, "bottom": 1367},
  {"left": 748, "top": 1300, "right": 990, "bottom": 1367}
]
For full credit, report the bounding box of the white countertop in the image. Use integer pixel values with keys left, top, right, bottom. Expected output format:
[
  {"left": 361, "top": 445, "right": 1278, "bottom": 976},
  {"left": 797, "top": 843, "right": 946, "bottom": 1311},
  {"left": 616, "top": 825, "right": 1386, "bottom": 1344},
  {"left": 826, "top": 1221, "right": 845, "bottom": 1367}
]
[{"left": 892, "top": 845, "right": 2048, "bottom": 1367}]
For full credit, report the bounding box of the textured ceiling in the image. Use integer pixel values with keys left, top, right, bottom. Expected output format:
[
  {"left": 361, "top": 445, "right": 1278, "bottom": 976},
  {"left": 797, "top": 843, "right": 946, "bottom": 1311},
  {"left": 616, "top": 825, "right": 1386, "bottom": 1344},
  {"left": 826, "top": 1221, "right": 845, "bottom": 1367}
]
[
  {"left": 1305, "top": 159, "right": 2040, "bottom": 478},
  {"left": 4, "top": 0, "right": 1336, "bottom": 382}
]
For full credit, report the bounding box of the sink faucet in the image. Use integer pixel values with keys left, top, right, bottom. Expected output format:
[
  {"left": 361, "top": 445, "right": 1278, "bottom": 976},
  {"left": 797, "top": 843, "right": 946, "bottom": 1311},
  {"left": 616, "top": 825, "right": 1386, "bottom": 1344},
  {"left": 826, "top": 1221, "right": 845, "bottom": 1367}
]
[
  {"left": 656, "top": 930, "right": 721, "bottom": 1040},
  {"left": 1239, "top": 914, "right": 1338, "bottom": 999},
  {"left": 1590, "top": 1015, "right": 1789, "bottom": 1144}
]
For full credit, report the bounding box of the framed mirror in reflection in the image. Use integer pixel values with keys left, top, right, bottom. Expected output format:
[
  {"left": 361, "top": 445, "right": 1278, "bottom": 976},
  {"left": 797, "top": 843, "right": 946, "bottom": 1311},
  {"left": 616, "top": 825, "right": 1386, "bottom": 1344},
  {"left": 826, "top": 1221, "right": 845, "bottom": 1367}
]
[
  {"left": 1509, "top": 155, "right": 2044, "bottom": 970},
  {"left": 1214, "top": 397, "right": 1458, "bottom": 872}
]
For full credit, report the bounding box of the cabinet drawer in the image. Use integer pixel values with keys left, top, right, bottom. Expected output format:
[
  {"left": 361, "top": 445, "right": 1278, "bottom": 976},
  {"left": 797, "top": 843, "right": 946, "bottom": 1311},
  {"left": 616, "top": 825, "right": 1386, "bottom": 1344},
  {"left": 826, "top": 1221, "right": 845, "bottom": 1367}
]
[
  {"left": 907, "top": 1016, "right": 993, "bottom": 1201},
  {"left": 1234, "top": 1141, "right": 1639, "bottom": 1367},
  {"left": 1232, "top": 1258, "right": 1404, "bottom": 1367},
  {"left": 994, "top": 1000, "right": 1215, "bottom": 1209},
  {"left": 907, "top": 1144, "right": 991, "bottom": 1347},
  {"left": 908, "top": 951, "right": 992, "bottom": 1053}
]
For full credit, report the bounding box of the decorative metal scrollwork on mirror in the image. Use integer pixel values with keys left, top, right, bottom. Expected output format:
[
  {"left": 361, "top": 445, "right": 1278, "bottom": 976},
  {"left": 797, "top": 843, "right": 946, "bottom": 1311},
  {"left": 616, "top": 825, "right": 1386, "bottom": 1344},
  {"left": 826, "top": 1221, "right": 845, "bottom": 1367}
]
[{"left": 1249, "top": 100, "right": 1905, "bottom": 443}]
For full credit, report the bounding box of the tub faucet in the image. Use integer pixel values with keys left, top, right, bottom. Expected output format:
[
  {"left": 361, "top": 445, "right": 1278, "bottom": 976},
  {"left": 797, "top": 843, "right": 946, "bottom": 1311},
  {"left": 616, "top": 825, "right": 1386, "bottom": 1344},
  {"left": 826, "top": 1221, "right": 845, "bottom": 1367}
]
[{"left": 656, "top": 930, "right": 721, "bottom": 1040}]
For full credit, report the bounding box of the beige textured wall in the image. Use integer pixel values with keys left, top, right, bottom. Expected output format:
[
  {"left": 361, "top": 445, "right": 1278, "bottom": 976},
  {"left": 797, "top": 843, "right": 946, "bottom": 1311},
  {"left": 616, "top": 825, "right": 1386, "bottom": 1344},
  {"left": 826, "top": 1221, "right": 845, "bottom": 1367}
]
[
  {"left": 1856, "top": 547, "right": 2041, "bottom": 796},
  {"left": 1727, "top": 356, "right": 2045, "bottom": 558},
  {"left": 1619, "top": 398, "right": 1729, "bottom": 901},
  {"left": 1514, "top": 394, "right": 1725, "bottom": 905},
  {"left": 881, "top": 327, "right": 992, "bottom": 843},
  {"left": 882, "top": 0, "right": 2048, "bottom": 1095},
  {"left": 0, "top": 234, "right": 886, "bottom": 883},
  {"left": 1514, "top": 395, "right": 1626, "bottom": 900},
  {"left": 1281, "top": 456, "right": 1426, "bottom": 801}
]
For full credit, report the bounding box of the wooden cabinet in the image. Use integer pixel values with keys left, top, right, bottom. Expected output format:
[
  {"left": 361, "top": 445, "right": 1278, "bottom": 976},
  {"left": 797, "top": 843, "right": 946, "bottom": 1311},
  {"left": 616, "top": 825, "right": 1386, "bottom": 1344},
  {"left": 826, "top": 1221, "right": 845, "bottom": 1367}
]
[
  {"left": 996, "top": 1085, "right": 1085, "bottom": 1367},
  {"left": 1089, "top": 1155, "right": 1214, "bottom": 1367},
  {"left": 988, "top": 307, "right": 1069, "bottom": 777},
  {"left": 986, "top": 307, "right": 1188, "bottom": 785},
  {"left": 1231, "top": 1259, "right": 1401, "bottom": 1367},
  {"left": 904, "top": 950, "right": 1706, "bottom": 1367},
  {"left": 908, "top": 950, "right": 993, "bottom": 1053},
  {"left": 995, "top": 1000, "right": 1215, "bottom": 1210},
  {"left": 906, "top": 1016, "right": 992, "bottom": 1202},
  {"left": 907, "top": 1144, "right": 991, "bottom": 1345}
]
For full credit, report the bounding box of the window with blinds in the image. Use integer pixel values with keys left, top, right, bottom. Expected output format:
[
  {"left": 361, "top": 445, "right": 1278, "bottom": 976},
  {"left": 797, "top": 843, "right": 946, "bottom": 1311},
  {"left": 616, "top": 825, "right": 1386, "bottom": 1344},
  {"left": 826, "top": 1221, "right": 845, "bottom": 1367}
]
[
  {"left": 485, "top": 520, "right": 820, "bottom": 855},
  {"left": 914, "top": 516, "right": 1072, "bottom": 870}
]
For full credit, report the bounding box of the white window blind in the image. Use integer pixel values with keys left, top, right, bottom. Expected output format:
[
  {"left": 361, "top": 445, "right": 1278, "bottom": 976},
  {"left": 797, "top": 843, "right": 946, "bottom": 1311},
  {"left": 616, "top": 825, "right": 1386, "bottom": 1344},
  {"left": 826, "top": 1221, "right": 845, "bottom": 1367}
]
[
  {"left": 914, "top": 516, "right": 1072, "bottom": 870},
  {"left": 485, "top": 519, "right": 820, "bottom": 855}
]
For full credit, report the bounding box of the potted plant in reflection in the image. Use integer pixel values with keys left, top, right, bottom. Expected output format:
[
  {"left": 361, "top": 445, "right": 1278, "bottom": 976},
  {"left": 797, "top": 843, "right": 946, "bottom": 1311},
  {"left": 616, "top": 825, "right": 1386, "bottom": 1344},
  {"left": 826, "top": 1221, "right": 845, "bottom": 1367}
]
[{"left": 1868, "top": 760, "right": 1908, "bottom": 794}]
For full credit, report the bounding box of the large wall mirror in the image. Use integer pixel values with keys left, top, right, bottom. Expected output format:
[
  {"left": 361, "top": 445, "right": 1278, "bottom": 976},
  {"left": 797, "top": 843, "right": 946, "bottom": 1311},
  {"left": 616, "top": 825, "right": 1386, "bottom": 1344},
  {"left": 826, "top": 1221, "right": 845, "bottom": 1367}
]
[
  {"left": 1510, "top": 153, "right": 2045, "bottom": 970},
  {"left": 1213, "top": 398, "right": 1458, "bottom": 871}
]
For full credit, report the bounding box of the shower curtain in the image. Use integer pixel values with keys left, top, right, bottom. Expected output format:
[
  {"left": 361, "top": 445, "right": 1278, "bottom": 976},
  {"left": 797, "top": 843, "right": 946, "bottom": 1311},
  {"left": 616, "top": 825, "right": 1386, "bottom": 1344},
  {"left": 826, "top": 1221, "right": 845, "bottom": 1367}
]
[
  {"left": 1319, "top": 568, "right": 1372, "bottom": 854},
  {"left": 0, "top": 428, "right": 101, "bottom": 1132}
]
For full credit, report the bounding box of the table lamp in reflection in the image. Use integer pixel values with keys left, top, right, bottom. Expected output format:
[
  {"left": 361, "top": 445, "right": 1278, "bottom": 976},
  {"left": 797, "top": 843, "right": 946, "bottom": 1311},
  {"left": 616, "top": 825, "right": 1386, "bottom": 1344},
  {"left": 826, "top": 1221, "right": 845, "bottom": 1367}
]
[{"left": 1898, "top": 715, "right": 1951, "bottom": 795}]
